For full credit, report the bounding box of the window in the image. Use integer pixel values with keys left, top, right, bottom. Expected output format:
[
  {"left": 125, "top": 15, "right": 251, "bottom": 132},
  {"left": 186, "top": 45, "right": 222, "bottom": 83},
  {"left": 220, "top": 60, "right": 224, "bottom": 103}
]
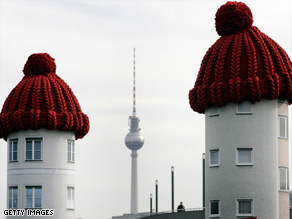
[
  {"left": 236, "top": 148, "right": 253, "bottom": 165},
  {"left": 67, "top": 187, "right": 75, "bottom": 209},
  {"left": 9, "top": 139, "right": 18, "bottom": 162},
  {"left": 237, "top": 101, "right": 252, "bottom": 114},
  {"left": 279, "top": 116, "right": 288, "bottom": 139},
  {"left": 67, "top": 140, "right": 75, "bottom": 163},
  {"left": 237, "top": 199, "right": 253, "bottom": 216},
  {"left": 26, "top": 138, "right": 42, "bottom": 161},
  {"left": 279, "top": 167, "right": 289, "bottom": 191},
  {"left": 209, "top": 106, "right": 219, "bottom": 117},
  {"left": 209, "top": 149, "right": 219, "bottom": 167},
  {"left": 278, "top": 99, "right": 288, "bottom": 104},
  {"left": 8, "top": 186, "right": 18, "bottom": 209},
  {"left": 210, "top": 200, "right": 220, "bottom": 217},
  {"left": 26, "top": 186, "right": 42, "bottom": 208}
]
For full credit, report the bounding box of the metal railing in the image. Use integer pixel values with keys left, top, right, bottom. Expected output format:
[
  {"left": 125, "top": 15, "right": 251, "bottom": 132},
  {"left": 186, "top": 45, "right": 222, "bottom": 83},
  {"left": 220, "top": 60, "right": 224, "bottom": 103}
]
[{"left": 139, "top": 207, "right": 205, "bottom": 218}]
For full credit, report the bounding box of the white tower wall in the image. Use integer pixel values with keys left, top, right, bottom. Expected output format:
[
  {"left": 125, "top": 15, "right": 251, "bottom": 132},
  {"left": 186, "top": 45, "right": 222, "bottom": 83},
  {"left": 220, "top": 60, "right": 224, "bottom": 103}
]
[
  {"left": 7, "top": 129, "right": 75, "bottom": 219},
  {"left": 205, "top": 99, "right": 289, "bottom": 219}
]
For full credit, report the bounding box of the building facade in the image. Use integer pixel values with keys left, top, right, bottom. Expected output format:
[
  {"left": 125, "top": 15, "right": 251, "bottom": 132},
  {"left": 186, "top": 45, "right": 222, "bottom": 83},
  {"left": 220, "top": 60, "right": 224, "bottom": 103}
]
[
  {"left": 7, "top": 129, "right": 76, "bottom": 218},
  {"left": 205, "top": 100, "right": 289, "bottom": 218}
]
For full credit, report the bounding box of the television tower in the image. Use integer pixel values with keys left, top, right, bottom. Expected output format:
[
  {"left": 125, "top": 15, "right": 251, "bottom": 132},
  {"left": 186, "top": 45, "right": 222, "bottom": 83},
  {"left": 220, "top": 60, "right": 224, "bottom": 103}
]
[{"left": 125, "top": 48, "right": 144, "bottom": 214}]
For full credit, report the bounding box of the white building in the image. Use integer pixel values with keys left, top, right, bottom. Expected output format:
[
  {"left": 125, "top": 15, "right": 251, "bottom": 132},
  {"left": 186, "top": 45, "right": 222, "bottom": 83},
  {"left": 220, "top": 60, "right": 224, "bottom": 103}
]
[
  {"left": 205, "top": 100, "right": 289, "bottom": 218},
  {"left": 0, "top": 53, "right": 90, "bottom": 219},
  {"left": 189, "top": 2, "right": 292, "bottom": 219}
]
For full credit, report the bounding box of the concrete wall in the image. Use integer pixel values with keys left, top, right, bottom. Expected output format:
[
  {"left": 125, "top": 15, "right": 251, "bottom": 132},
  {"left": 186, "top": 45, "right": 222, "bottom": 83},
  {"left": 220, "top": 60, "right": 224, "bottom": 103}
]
[
  {"left": 7, "top": 129, "right": 75, "bottom": 219},
  {"left": 205, "top": 100, "right": 279, "bottom": 219}
]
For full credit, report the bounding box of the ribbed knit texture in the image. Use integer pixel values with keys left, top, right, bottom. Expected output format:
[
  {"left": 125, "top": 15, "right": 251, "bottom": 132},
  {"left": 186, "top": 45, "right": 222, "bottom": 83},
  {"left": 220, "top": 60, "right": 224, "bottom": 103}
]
[
  {"left": 0, "top": 53, "right": 90, "bottom": 140},
  {"left": 189, "top": 1, "right": 292, "bottom": 113}
]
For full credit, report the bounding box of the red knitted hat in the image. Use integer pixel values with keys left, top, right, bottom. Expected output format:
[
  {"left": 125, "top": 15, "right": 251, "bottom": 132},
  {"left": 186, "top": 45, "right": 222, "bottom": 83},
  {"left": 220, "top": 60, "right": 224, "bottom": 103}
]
[
  {"left": 189, "top": 1, "right": 292, "bottom": 113},
  {"left": 0, "top": 53, "right": 90, "bottom": 140}
]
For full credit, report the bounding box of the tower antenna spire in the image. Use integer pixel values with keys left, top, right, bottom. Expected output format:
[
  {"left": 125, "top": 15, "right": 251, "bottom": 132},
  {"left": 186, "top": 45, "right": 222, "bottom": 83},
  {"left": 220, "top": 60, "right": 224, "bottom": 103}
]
[{"left": 133, "top": 47, "right": 137, "bottom": 117}]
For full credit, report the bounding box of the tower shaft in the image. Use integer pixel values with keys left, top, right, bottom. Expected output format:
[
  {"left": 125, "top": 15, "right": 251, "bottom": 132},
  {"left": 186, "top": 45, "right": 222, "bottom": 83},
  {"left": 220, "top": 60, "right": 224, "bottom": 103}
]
[{"left": 130, "top": 150, "right": 138, "bottom": 214}]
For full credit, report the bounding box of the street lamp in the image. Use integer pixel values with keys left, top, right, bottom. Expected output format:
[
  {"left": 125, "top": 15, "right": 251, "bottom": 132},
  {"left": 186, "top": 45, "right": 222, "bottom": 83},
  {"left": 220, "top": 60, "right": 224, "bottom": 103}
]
[
  {"left": 171, "top": 166, "right": 174, "bottom": 212},
  {"left": 150, "top": 194, "right": 153, "bottom": 214},
  {"left": 155, "top": 180, "right": 158, "bottom": 213}
]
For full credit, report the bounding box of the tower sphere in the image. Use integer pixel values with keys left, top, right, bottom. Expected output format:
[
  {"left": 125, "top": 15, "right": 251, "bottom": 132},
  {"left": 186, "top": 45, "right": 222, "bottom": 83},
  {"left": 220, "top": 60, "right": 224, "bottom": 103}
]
[{"left": 125, "top": 131, "right": 144, "bottom": 151}]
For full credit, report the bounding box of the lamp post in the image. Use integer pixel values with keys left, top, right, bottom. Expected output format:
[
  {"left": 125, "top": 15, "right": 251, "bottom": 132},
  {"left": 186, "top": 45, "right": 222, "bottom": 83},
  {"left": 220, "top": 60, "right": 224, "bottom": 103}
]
[
  {"left": 150, "top": 194, "right": 153, "bottom": 214},
  {"left": 202, "top": 153, "right": 205, "bottom": 209},
  {"left": 171, "top": 166, "right": 174, "bottom": 212},
  {"left": 155, "top": 180, "right": 158, "bottom": 213}
]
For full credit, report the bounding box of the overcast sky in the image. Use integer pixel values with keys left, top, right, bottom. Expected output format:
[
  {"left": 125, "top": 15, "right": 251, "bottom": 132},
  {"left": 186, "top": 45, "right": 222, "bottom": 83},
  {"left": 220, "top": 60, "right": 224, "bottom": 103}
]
[{"left": 0, "top": 0, "right": 291, "bottom": 219}]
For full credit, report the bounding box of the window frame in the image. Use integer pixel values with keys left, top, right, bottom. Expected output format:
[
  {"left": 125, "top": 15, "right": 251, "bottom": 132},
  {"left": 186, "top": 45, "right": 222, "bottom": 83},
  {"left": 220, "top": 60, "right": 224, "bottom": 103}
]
[
  {"left": 278, "top": 99, "right": 288, "bottom": 104},
  {"left": 209, "top": 106, "right": 219, "bottom": 117},
  {"left": 236, "top": 148, "right": 253, "bottom": 166},
  {"left": 8, "top": 186, "right": 18, "bottom": 209},
  {"left": 66, "top": 187, "right": 75, "bottom": 210},
  {"left": 279, "top": 115, "right": 289, "bottom": 139},
  {"left": 279, "top": 166, "right": 289, "bottom": 191},
  {"left": 236, "top": 101, "right": 252, "bottom": 115},
  {"left": 209, "top": 200, "right": 220, "bottom": 217},
  {"left": 236, "top": 199, "right": 254, "bottom": 217},
  {"left": 209, "top": 149, "right": 220, "bottom": 167},
  {"left": 25, "top": 186, "right": 42, "bottom": 209},
  {"left": 9, "top": 138, "right": 18, "bottom": 162},
  {"left": 67, "top": 140, "right": 75, "bottom": 163},
  {"left": 25, "top": 138, "right": 43, "bottom": 161}
]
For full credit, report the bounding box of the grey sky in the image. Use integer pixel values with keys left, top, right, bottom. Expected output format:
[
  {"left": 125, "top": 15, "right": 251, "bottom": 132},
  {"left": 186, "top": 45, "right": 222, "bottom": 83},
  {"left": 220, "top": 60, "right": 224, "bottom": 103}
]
[{"left": 0, "top": 0, "right": 291, "bottom": 219}]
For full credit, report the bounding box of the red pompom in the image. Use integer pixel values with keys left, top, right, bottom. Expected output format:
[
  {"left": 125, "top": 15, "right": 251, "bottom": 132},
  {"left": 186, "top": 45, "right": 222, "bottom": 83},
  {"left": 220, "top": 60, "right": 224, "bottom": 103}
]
[
  {"left": 23, "top": 53, "right": 56, "bottom": 76},
  {"left": 215, "top": 1, "right": 253, "bottom": 36}
]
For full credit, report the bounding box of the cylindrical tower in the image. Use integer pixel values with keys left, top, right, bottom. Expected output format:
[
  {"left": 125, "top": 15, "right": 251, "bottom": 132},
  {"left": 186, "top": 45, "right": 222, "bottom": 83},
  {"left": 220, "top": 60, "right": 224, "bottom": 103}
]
[
  {"left": 7, "top": 129, "right": 76, "bottom": 219},
  {"left": 0, "top": 53, "right": 90, "bottom": 219},
  {"left": 189, "top": 2, "right": 292, "bottom": 219},
  {"left": 125, "top": 48, "right": 144, "bottom": 214},
  {"left": 205, "top": 100, "right": 283, "bottom": 218}
]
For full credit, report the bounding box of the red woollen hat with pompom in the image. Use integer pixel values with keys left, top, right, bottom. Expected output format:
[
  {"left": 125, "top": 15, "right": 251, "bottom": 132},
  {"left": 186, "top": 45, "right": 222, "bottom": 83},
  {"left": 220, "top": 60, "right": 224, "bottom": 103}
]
[
  {"left": 189, "top": 1, "right": 292, "bottom": 113},
  {"left": 0, "top": 53, "right": 90, "bottom": 140}
]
